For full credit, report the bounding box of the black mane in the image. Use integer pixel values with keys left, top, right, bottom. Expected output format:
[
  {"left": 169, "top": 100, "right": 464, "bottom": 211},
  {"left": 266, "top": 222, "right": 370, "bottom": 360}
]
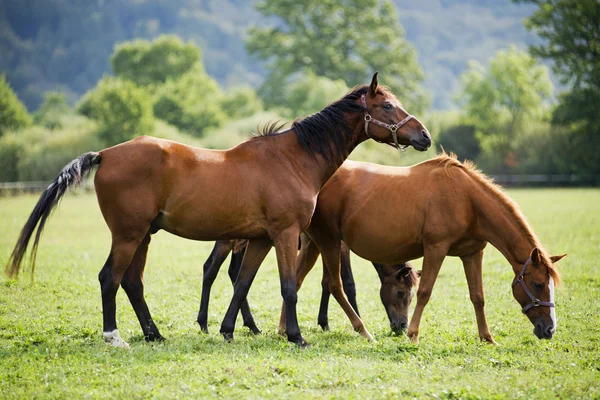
[{"left": 256, "top": 85, "right": 369, "bottom": 162}]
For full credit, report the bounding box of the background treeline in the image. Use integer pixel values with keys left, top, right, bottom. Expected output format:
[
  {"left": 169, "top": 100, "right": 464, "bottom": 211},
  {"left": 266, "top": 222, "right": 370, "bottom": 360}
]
[{"left": 0, "top": 0, "right": 598, "bottom": 183}]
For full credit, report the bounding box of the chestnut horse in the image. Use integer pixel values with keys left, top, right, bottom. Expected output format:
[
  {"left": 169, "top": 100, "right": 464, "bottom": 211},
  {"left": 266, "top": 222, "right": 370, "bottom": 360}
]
[
  {"left": 269, "top": 156, "right": 565, "bottom": 343},
  {"left": 197, "top": 238, "right": 418, "bottom": 335},
  {"left": 5, "top": 74, "right": 431, "bottom": 347}
]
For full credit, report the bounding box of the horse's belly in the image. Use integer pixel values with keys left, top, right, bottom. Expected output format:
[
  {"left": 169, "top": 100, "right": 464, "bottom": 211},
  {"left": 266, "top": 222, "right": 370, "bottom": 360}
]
[{"left": 342, "top": 224, "right": 423, "bottom": 264}]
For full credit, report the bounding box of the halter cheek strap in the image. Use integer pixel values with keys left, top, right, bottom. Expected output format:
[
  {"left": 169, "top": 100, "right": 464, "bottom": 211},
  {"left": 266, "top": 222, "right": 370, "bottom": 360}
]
[
  {"left": 360, "top": 94, "right": 414, "bottom": 151},
  {"left": 511, "top": 257, "right": 555, "bottom": 313}
]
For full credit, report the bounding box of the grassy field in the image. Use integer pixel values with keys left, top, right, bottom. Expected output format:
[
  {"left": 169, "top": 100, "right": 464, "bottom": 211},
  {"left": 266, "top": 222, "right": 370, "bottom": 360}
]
[{"left": 1, "top": 189, "right": 599, "bottom": 399}]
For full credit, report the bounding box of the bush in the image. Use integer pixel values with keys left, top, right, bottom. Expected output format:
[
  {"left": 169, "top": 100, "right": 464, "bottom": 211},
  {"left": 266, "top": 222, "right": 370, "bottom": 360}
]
[
  {"left": 436, "top": 124, "right": 480, "bottom": 162},
  {"left": 220, "top": 86, "right": 263, "bottom": 119},
  {"left": 153, "top": 64, "right": 225, "bottom": 136},
  {"left": 0, "top": 74, "right": 32, "bottom": 136},
  {"left": 282, "top": 72, "right": 350, "bottom": 118},
  {"left": 33, "top": 92, "right": 72, "bottom": 129},
  {"left": 77, "top": 76, "right": 154, "bottom": 145},
  {"left": 0, "top": 115, "right": 103, "bottom": 182}
]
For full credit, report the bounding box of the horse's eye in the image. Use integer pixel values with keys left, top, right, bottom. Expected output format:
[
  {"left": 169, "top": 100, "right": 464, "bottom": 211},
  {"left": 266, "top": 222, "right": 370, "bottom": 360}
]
[
  {"left": 533, "top": 282, "right": 544, "bottom": 292},
  {"left": 383, "top": 104, "right": 393, "bottom": 110}
]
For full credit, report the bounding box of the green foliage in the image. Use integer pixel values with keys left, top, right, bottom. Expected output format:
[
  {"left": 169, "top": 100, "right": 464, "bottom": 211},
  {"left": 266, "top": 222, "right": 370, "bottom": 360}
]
[
  {"left": 77, "top": 77, "right": 154, "bottom": 145},
  {"left": 219, "top": 87, "right": 264, "bottom": 119},
  {"left": 1, "top": 189, "right": 599, "bottom": 397},
  {"left": 0, "top": 74, "right": 32, "bottom": 136},
  {"left": 247, "top": 0, "right": 427, "bottom": 111},
  {"left": 152, "top": 64, "right": 225, "bottom": 136},
  {"left": 282, "top": 72, "right": 350, "bottom": 118},
  {"left": 33, "top": 92, "right": 71, "bottom": 130},
  {"left": 111, "top": 35, "right": 200, "bottom": 86},
  {"left": 0, "top": 116, "right": 103, "bottom": 182},
  {"left": 457, "top": 47, "right": 554, "bottom": 173},
  {"left": 437, "top": 124, "right": 480, "bottom": 162},
  {"left": 516, "top": 0, "right": 600, "bottom": 174}
]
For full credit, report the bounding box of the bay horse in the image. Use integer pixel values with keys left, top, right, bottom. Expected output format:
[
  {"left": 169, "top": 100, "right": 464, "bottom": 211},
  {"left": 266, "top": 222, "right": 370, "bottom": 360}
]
[
  {"left": 4, "top": 73, "right": 432, "bottom": 348},
  {"left": 197, "top": 238, "right": 418, "bottom": 335},
  {"left": 269, "top": 156, "right": 565, "bottom": 343}
]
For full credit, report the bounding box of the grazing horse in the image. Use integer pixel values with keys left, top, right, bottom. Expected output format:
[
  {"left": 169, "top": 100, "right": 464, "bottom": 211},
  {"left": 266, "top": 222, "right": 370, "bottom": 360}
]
[
  {"left": 197, "top": 238, "right": 419, "bottom": 335},
  {"left": 273, "top": 156, "right": 565, "bottom": 343},
  {"left": 5, "top": 74, "right": 432, "bottom": 347}
]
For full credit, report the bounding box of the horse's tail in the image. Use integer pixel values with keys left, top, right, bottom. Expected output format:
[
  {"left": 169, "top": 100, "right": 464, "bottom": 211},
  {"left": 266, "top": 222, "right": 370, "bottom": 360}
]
[{"left": 5, "top": 151, "right": 102, "bottom": 279}]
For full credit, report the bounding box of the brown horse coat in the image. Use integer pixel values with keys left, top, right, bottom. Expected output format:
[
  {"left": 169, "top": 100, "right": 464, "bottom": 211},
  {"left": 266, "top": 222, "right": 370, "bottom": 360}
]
[{"left": 293, "top": 155, "right": 564, "bottom": 343}]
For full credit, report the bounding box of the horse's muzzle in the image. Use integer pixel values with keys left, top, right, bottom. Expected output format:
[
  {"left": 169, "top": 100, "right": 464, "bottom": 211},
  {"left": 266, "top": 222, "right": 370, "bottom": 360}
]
[
  {"left": 534, "top": 319, "right": 555, "bottom": 339},
  {"left": 411, "top": 130, "right": 432, "bottom": 151}
]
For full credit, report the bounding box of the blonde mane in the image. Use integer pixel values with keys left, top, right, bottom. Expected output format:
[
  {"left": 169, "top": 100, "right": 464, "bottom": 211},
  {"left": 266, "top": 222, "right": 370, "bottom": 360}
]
[{"left": 425, "top": 152, "right": 561, "bottom": 284}]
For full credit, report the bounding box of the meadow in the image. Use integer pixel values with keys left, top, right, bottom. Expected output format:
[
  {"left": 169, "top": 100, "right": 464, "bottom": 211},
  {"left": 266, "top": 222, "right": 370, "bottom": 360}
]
[{"left": 0, "top": 189, "right": 599, "bottom": 399}]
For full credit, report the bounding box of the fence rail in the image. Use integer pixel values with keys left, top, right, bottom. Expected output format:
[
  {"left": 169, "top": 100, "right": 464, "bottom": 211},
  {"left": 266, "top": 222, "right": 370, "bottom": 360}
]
[{"left": 0, "top": 175, "right": 598, "bottom": 196}]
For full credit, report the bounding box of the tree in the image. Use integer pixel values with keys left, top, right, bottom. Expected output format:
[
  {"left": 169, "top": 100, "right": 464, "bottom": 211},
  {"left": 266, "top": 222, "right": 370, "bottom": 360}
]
[
  {"left": 515, "top": 0, "right": 600, "bottom": 173},
  {"left": 33, "top": 92, "right": 72, "bottom": 129},
  {"left": 247, "top": 0, "right": 427, "bottom": 111},
  {"left": 111, "top": 35, "right": 200, "bottom": 87},
  {"left": 459, "top": 46, "right": 553, "bottom": 138},
  {"left": 77, "top": 77, "right": 154, "bottom": 145},
  {"left": 457, "top": 46, "right": 553, "bottom": 173},
  {"left": 282, "top": 72, "right": 349, "bottom": 118},
  {"left": 220, "top": 87, "right": 264, "bottom": 119},
  {"left": 0, "top": 74, "right": 32, "bottom": 136},
  {"left": 152, "top": 64, "right": 226, "bottom": 136}
]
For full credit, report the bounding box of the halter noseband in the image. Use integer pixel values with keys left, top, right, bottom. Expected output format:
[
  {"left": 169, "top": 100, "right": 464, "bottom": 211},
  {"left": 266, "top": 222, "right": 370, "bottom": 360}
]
[
  {"left": 360, "top": 94, "right": 414, "bottom": 151},
  {"left": 511, "top": 257, "right": 555, "bottom": 314}
]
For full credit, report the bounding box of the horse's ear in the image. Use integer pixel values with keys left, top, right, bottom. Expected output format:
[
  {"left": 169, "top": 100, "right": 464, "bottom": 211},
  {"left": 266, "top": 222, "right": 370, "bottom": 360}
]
[
  {"left": 369, "top": 72, "right": 379, "bottom": 97},
  {"left": 530, "top": 247, "right": 542, "bottom": 265},
  {"left": 550, "top": 254, "right": 567, "bottom": 264},
  {"left": 395, "top": 266, "right": 411, "bottom": 280}
]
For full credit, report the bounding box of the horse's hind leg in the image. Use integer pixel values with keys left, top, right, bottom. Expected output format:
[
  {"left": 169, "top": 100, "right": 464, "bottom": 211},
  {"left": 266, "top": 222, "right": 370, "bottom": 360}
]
[
  {"left": 220, "top": 238, "right": 272, "bottom": 341},
  {"left": 98, "top": 234, "right": 147, "bottom": 348},
  {"left": 461, "top": 249, "right": 496, "bottom": 344},
  {"left": 120, "top": 232, "right": 164, "bottom": 342},
  {"left": 227, "top": 242, "right": 262, "bottom": 334},
  {"left": 197, "top": 240, "right": 234, "bottom": 333}
]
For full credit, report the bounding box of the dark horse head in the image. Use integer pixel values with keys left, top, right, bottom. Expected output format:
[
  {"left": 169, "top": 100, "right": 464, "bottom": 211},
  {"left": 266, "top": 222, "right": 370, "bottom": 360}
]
[{"left": 374, "top": 263, "right": 420, "bottom": 335}]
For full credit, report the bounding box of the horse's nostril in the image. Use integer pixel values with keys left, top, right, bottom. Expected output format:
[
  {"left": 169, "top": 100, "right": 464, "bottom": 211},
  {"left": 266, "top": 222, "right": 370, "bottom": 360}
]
[
  {"left": 399, "top": 322, "right": 408, "bottom": 331},
  {"left": 544, "top": 326, "right": 554, "bottom": 338}
]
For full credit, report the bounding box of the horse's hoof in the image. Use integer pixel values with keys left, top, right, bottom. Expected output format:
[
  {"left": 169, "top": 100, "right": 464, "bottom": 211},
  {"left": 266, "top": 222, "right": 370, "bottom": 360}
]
[
  {"left": 318, "top": 323, "right": 330, "bottom": 332},
  {"left": 276, "top": 327, "right": 286, "bottom": 336},
  {"left": 103, "top": 329, "right": 130, "bottom": 349},
  {"left": 244, "top": 324, "right": 262, "bottom": 335},
  {"left": 199, "top": 326, "right": 209, "bottom": 334},
  {"left": 297, "top": 339, "right": 310, "bottom": 349},
  {"left": 145, "top": 333, "right": 165, "bottom": 342},
  {"left": 221, "top": 331, "right": 234, "bottom": 342}
]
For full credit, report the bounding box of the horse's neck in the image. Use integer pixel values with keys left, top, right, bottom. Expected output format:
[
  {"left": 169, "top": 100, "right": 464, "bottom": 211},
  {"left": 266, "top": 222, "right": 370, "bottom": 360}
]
[
  {"left": 299, "top": 115, "right": 367, "bottom": 190},
  {"left": 473, "top": 191, "right": 539, "bottom": 273}
]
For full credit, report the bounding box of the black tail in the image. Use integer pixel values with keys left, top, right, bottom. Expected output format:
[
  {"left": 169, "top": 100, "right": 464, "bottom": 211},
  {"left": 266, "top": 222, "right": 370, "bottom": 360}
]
[{"left": 5, "top": 152, "right": 102, "bottom": 278}]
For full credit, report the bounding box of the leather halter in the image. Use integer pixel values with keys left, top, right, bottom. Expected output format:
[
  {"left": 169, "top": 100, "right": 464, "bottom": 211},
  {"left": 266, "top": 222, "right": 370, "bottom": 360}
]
[
  {"left": 512, "top": 257, "right": 555, "bottom": 314},
  {"left": 360, "top": 94, "right": 414, "bottom": 151}
]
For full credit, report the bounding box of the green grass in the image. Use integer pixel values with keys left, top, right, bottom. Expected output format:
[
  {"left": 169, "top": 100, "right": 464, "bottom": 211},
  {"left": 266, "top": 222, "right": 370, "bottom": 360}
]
[{"left": 1, "top": 189, "right": 599, "bottom": 399}]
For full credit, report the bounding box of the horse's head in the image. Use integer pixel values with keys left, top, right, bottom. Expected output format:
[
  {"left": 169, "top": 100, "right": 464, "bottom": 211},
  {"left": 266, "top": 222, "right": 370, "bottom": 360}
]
[
  {"left": 361, "top": 73, "right": 432, "bottom": 151},
  {"left": 512, "top": 248, "right": 565, "bottom": 339},
  {"left": 376, "top": 263, "right": 420, "bottom": 335}
]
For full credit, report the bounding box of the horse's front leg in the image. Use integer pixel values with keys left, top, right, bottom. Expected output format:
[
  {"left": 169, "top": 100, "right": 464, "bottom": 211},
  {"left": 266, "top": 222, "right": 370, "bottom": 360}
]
[
  {"left": 272, "top": 228, "right": 308, "bottom": 347},
  {"left": 461, "top": 250, "right": 496, "bottom": 344},
  {"left": 407, "top": 243, "right": 448, "bottom": 344},
  {"left": 320, "top": 240, "right": 374, "bottom": 342},
  {"left": 277, "top": 233, "right": 320, "bottom": 335},
  {"left": 197, "top": 240, "right": 234, "bottom": 333},
  {"left": 219, "top": 239, "right": 272, "bottom": 341}
]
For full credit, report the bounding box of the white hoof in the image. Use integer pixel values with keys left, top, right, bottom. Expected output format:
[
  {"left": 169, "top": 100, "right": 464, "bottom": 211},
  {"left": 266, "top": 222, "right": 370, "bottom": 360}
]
[{"left": 103, "top": 329, "right": 130, "bottom": 349}]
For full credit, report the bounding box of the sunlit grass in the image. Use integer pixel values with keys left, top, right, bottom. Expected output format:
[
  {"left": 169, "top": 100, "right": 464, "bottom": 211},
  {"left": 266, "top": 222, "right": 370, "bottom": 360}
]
[{"left": 1, "top": 189, "right": 599, "bottom": 398}]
